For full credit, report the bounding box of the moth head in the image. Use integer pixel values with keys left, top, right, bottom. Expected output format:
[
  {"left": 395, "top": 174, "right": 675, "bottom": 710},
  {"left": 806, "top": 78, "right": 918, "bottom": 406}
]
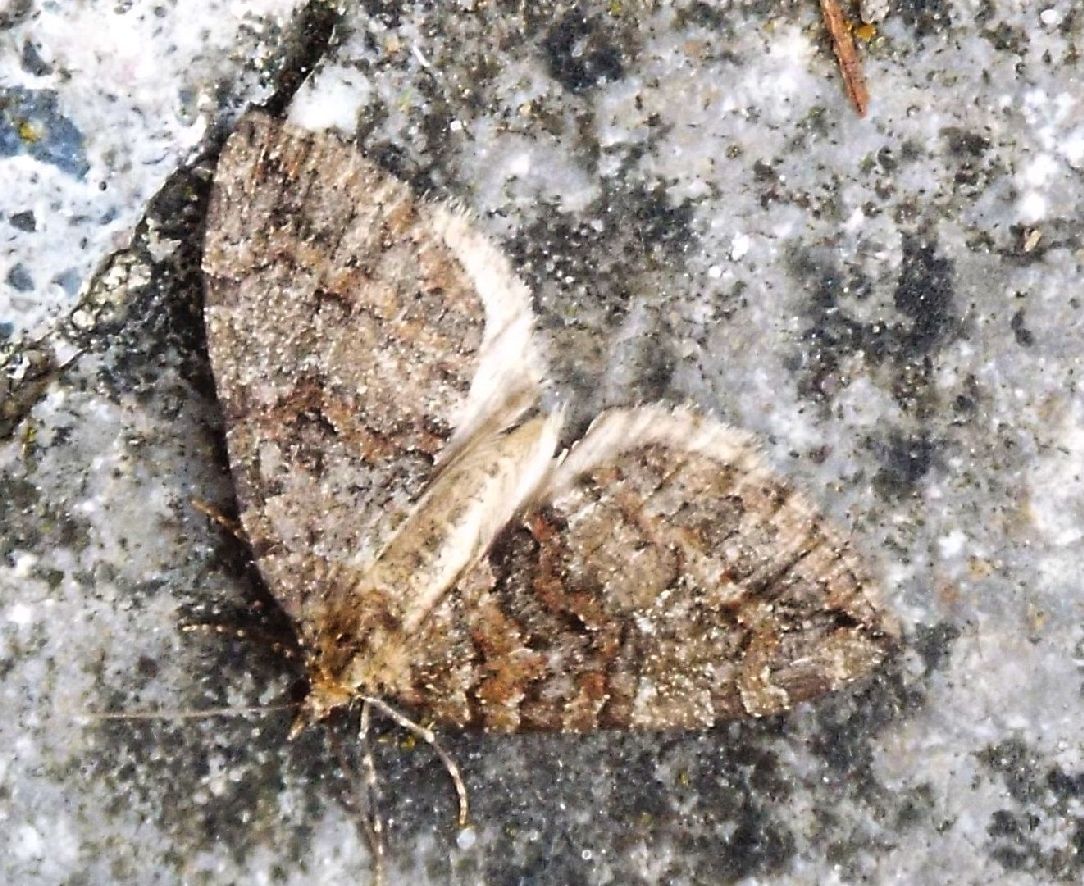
[
  {"left": 293, "top": 673, "right": 354, "bottom": 735},
  {"left": 292, "top": 633, "right": 404, "bottom": 733}
]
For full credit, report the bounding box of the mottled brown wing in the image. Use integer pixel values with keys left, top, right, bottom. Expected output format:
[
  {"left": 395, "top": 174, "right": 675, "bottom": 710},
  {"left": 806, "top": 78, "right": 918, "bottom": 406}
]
[
  {"left": 399, "top": 406, "right": 897, "bottom": 731},
  {"left": 202, "top": 112, "right": 544, "bottom": 628}
]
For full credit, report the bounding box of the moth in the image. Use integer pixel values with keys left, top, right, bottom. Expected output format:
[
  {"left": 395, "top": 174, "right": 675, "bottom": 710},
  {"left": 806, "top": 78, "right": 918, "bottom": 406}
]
[{"left": 201, "top": 111, "right": 896, "bottom": 741}]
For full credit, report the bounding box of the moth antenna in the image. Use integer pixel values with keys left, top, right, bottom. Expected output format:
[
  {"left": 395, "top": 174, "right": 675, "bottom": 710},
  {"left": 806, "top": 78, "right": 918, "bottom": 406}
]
[
  {"left": 362, "top": 695, "right": 471, "bottom": 829},
  {"left": 76, "top": 701, "right": 299, "bottom": 723}
]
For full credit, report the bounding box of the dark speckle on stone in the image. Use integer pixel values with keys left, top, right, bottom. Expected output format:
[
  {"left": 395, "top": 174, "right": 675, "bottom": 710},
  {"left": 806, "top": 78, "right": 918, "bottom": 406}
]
[
  {"left": 20, "top": 40, "right": 52, "bottom": 77},
  {"left": 874, "top": 431, "right": 934, "bottom": 497},
  {"left": 1046, "top": 767, "right": 1084, "bottom": 800},
  {"left": 900, "top": 139, "right": 925, "bottom": 163},
  {"left": 983, "top": 22, "right": 1027, "bottom": 54},
  {"left": 943, "top": 127, "right": 992, "bottom": 158},
  {"left": 790, "top": 263, "right": 867, "bottom": 393},
  {"left": 716, "top": 803, "right": 795, "bottom": 879},
  {"left": 0, "top": 0, "right": 31, "bottom": 30},
  {"left": 978, "top": 737, "right": 1084, "bottom": 879},
  {"left": 1010, "top": 308, "right": 1034, "bottom": 346},
  {"left": 808, "top": 659, "right": 923, "bottom": 806},
  {"left": 673, "top": 0, "right": 731, "bottom": 31},
  {"left": 953, "top": 380, "right": 978, "bottom": 414},
  {"left": 912, "top": 622, "right": 961, "bottom": 673},
  {"left": 942, "top": 128, "right": 994, "bottom": 189},
  {"left": 629, "top": 184, "right": 695, "bottom": 256},
  {"left": 790, "top": 231, "right": 957, "bottom": 414},
  {"left": 986, "top": 810, "right": 1038, "bottom": 872},
  {"left": 136, "top": 655, "right": 159, "bottom": 679},
  {"left": 52, "top": 267, "right": 82, "bottom": 296},
  {"left": 361, "top": 1, "right": 401, "bottom": 30},
  {"left": 0, "top": 85, "right": 90, "bottom": 178},
  {"left": 979, "top": 738, "right": 1044, "bottom": 805},
  {"left": 898, "top": 0, "right": 953, "bottom": 36},
  {"left": 753, "top": 158, "right": 780, "bottom": 183},
  {"left": 987, "top": 808, "right": 1024, "bottom": 838},
  {"left": 9, "top": 209, "right": 36, "bottom": 231},
  {"left": 0, "top": 321, "right": 13, "bottom": 340},
  {"left": 6, "top": 263, "right": 34, "bottom": 292},
  {"left": 543, "top": 7, "right": 624, "bottom": 93},
  {"left": 894, "top": 233, "right": 956, "bottom": 358},
  {"left": 893, "top": 783, "right": 937, "bottom": 829},
  {"left": 512, "top": 181, "right": 694, "bottom": 320}
]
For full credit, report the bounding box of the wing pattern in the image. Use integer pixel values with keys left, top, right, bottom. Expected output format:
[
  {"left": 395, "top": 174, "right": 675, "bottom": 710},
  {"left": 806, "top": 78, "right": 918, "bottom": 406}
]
[
  {"left": 401, "top": 407, "right": 894, "bottom": 730},
  {"left": 203, "top": 112, "right": 542, "bottom": 629},
  {"left": 203, "top": 114, "right": 896, "bottom": 730}
]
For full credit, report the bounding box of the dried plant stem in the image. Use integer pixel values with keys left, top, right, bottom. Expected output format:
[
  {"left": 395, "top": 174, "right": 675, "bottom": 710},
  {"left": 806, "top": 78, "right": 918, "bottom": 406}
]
[{"left": 820, "top": 0, "right": 870, "bottom": 116}]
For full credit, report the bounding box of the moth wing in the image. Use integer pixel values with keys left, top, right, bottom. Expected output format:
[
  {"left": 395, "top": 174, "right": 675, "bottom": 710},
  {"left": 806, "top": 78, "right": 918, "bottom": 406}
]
[
  {"left": 399, "top": 405, "right": 897, "bottom": 731},
  {"left": 202, "top": 112, "right": 545, "bottom": 624}
]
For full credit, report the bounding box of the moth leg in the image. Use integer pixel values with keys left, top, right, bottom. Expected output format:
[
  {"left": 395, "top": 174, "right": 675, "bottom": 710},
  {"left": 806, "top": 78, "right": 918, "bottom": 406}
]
[
  {"left": 177, "top": 619, "right": 301, "bottom": 663},
  {"left": 190, "top": 497, "right": 247, "bottom": 542},
  {"left": 186, "top": 499, "right": 304, "bottom": 660},
  {"left": 359, "top": 700, "right": 387, "bottom": 886},
  {"left": 362, "top": 695, "right": 470, "bottom": 829}
]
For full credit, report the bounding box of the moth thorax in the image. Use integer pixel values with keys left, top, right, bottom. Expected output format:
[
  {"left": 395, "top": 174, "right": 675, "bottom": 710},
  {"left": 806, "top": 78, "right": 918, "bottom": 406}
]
[{"left": 309, "top": 600, "right": 410, "bottom": 704}]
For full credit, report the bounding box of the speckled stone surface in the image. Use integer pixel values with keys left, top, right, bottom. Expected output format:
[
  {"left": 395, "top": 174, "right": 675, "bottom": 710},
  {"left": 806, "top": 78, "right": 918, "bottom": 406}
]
[{"left": 2, "top": 1, "right": 1082, "bottom": 883}]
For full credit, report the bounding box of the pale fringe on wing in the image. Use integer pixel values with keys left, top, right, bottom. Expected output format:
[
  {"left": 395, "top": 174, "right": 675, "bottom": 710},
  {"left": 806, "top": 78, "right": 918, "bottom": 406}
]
[
  {"left": 548, "top": 404, "right": 766, "bottom": 497},
  {"left": 547, "top": 404, "right": 830, "bottom": 538},
  {"left": 429, "top": 204, "right": 556, "bottom": 461},
  {"left": 249, "top": 116, "right": 556, "bottom": 468}
]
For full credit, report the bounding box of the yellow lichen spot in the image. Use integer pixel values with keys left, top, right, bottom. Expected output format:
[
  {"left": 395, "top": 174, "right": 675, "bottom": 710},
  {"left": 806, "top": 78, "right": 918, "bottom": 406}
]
[
  {"left": 968, "top": 556, "right": 994, "bottom": 579},
  {"left": 17, "top": 119, "right": 42, "bottom": 143},
  {"left": 22, "top": 421, "right": 37, "bottom": 458},
  {"left": 855, "top": 23, "right": 877, "bottom": 42},
  {"left": 400, "top": 732, "right": 417, "bottom": 750},
  {"left": 1026, "top": 604, "right": 1047, "bottom": 636},
  {"left": 677, "top": 768, "right": 690, "bottom": 788}
]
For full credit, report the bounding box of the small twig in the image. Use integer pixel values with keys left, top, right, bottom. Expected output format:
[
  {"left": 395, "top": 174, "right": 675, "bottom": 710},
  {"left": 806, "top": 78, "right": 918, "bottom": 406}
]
[{"left": 820, "top": 0, "right": 870, "bottom": 116}]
